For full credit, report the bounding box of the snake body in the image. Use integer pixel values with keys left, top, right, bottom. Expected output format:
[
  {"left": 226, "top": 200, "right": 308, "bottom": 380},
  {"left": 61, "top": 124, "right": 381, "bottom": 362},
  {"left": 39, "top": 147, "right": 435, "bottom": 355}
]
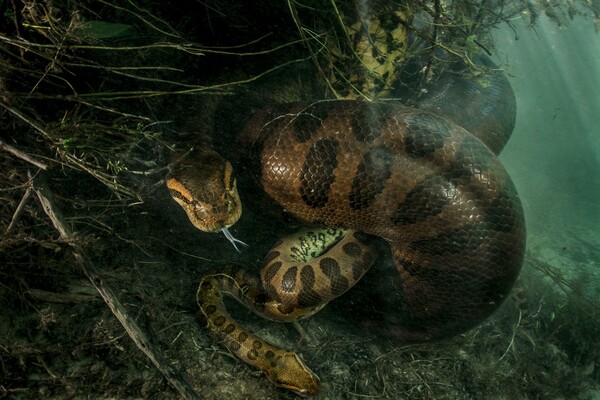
[
  {"left": 168, "top": 56, "right": 526, "bottom": 395},
  {"left": 238, "top": 99, "right": 525, "bottom": 340}
]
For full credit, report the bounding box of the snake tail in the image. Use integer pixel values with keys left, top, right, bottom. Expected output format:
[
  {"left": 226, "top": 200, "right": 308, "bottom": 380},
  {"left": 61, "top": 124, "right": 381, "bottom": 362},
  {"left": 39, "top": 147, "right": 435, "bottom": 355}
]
[
  {"left": 196, "top": 228, "right": 375, "bottom": 396},
  {"left": 196, "top": 268, "right": 320, "bottom": 396}
]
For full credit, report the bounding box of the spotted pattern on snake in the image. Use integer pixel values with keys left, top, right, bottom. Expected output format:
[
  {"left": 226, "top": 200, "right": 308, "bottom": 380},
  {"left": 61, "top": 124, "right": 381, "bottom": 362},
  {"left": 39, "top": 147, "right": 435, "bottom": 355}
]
[
  {"left": 169, "top": 62, "right": 526, "bottom": 396},
  {"left": 195, "top": 229, "right": 376, "bottom": 396},
  {"left": 238, "top": 99, "right": 525, "bottom": 339}
]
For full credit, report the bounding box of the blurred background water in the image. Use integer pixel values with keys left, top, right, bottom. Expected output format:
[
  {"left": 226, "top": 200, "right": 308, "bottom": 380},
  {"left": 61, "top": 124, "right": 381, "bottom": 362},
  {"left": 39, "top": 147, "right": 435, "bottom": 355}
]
[{"left": 495, "top": 19, "right": 600, "bottom": 298}]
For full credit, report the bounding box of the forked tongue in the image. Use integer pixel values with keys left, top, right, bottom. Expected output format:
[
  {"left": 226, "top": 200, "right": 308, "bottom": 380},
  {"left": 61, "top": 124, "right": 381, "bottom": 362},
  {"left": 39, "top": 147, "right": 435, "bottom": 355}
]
[{"left": 221, "top": 226, "right": 248, "bottom": 253}]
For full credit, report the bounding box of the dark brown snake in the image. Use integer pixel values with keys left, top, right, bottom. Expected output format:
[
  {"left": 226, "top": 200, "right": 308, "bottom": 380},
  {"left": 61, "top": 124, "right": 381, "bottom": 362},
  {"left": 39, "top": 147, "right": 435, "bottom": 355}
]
[{"left": 167, "top": 59, "right": 526, "bottom": 396}]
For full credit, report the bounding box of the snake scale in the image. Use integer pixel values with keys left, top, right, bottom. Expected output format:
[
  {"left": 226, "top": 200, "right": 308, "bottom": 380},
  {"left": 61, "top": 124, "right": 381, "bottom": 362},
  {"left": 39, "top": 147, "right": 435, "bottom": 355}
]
[{"left": 167, "top": 55, "right": 526, "bottom": 395}]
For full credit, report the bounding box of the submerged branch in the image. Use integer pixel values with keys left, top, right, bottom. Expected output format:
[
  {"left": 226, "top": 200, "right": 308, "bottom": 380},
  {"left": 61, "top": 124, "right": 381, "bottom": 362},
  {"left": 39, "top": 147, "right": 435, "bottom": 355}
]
[
  {"left": 0, "top": 139, "right": 48, "bottom": 170},
  {"left": 32, "top": 173, "right": 204, "bottom": 400}
]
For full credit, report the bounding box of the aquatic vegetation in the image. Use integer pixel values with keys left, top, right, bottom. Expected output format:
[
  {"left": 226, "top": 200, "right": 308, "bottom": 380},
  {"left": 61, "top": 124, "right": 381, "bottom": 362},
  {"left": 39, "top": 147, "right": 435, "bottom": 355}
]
[{"left": 1, "top": 0, "right": 598, "bottom": 398}]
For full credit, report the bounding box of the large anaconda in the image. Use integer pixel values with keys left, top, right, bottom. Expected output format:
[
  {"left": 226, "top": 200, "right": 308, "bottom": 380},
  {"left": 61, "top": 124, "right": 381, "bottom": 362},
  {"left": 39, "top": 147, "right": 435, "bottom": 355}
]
[{"left": 167, "top": 59, "right": 526, "bottom": 395}]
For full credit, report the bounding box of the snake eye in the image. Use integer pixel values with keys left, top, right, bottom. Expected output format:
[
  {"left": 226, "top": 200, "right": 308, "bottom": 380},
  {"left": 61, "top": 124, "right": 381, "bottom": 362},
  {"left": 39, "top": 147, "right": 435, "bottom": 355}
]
[
  {"left": 223, "top": 162, "right": 236, "bottom": 191},
  {"left": 227, "top": 177, "right": 237, "bottom": 192}
]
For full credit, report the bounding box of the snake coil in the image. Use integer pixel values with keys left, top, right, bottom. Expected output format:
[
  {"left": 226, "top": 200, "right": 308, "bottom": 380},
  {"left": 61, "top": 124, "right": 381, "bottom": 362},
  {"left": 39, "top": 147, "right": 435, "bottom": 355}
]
[{"left": 167, "top": 54, "right": 526, "bottom": 395}]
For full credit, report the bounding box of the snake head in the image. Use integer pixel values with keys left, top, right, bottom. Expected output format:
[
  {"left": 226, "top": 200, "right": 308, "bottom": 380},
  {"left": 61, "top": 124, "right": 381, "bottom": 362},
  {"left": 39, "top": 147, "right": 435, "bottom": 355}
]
[
  {"left": 265, "top": 352, "right": 320, "bottom": 396},
  {"left": 167, "top": 152, "right": 242, "bottom": 233}
]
